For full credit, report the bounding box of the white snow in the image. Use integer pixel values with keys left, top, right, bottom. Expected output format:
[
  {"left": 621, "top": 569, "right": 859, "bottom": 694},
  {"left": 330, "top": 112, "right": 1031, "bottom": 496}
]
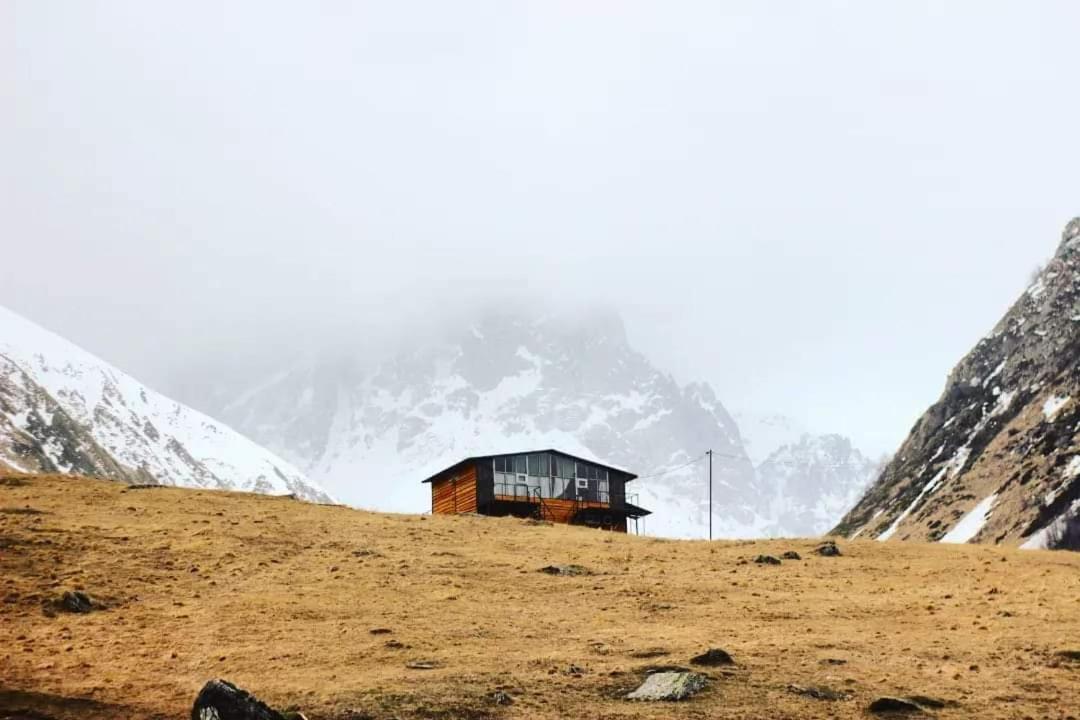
[
  {"left": 1021, "top": 498, "right": 1080, "bottom": 550},
  {"left": 940, "top": 494, "right": 997, "bottom": 544},
  {"left": 1043, "top": 395, "right": 1071, "bottom": 421},
  {"left": 0, "top": 304, "right": 330, "bottom": 501}
]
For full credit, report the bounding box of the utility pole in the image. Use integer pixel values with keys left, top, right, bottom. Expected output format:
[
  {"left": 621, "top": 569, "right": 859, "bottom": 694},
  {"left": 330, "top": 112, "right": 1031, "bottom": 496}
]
[{"left": 706, "top": 449, "right": 713, "bottom": 541}]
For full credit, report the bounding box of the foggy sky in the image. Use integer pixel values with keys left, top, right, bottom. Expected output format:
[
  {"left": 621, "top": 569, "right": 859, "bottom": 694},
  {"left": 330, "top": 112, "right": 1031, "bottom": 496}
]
[{"left": 4, "top": 1, "right": 1079, "bottom": 457}]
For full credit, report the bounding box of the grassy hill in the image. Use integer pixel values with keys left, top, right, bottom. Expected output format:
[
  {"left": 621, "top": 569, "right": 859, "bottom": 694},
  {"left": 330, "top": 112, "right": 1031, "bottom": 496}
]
[{"left": 2, "top": 474, "right": 1078, "bottom": 719}]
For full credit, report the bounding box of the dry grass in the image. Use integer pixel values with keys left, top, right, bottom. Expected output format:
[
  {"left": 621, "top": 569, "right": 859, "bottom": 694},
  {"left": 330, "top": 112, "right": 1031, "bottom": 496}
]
[{"left": 2, "top": 474, "right": 1079, "bottom": 719}]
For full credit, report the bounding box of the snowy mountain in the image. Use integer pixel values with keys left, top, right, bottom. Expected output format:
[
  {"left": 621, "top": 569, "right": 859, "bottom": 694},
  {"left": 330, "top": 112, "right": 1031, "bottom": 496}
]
[
  {"left": 193, "top": 308, "right": 873, "bottom": 538},
  {"left": 755, "top": 434, "right": 882, "bottom": 537},
  {"left": 834, "top": 218, "right": 1080, "bottom": 549},
  {"left": 0, "top": 305, "right": 331, "bottom": 503}
]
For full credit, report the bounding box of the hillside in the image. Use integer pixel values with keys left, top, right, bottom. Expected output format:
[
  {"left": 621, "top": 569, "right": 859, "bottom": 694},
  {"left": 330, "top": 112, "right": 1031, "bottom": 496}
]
[
  {"left": 188, "top": 309, "right": 873, "bottom": 539},
  {"left": 3, "top": 474, "right": 1078, "bottom": 720},
  {"left": 834, "top": 219, "right": 1080, "bottom": 548},
  {"left": 0, "top": 305, "right": 330, "bottom": 502}
]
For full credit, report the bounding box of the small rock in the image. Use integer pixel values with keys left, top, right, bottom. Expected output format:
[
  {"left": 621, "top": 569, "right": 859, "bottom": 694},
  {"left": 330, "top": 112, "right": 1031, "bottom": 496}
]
[
  {"left": 539, "top": 564, "right": 591, "bottom": 576},
  {"left": 368, "top": 628, "right": 393, "bottom": 635},
  {"left": 689, "top": 648, "right": 734, "bottom": 667},
  {"left": 191, "top": 679, "right": 289, "bottom": 720},
  {"left": 405, "top": 660, "right": 441, "bottom": 670},
  {"left": 816, "top": 541, "right": 842, "bottom": 557},
  {"left": 565, "top": 664, "right": 586, "bottom": 676},
  {"left": 1055, "top": 650, "right": 1080, "bottom": 662},
  {"left": 489, "top": 691, "right": 513, "bottom": 706},
  {"left": 626, "top": 671, "right": 707, "bottom": 702},
  {"left": 59, "top": 591, "right": 95, "bottom": 614},
  {"left": 754, "top": 555, "right": 781, "bottom": 566},
  {"left": 781, "top": 551, "right": 801, "bottom": 560},
  {"left": 868, "top": 697, "right": 926, "bottom": 714}
]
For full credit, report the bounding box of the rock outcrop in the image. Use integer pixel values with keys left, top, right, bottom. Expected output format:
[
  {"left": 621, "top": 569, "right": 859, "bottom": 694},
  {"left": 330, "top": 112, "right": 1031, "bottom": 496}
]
[{"left": 834, "top": 219, "right": 1080, "bottom": 548}]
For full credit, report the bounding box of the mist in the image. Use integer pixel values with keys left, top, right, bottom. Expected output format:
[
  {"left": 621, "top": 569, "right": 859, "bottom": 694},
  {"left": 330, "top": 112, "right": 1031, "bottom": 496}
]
[{"left": 4, "top": 1, "right": 1080, "bottom": 457}]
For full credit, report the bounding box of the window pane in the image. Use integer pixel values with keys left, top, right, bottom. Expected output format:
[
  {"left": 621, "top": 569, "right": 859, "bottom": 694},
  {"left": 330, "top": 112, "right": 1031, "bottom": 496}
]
[
  {"left": 513, "top": 455, "right": 527, "bottom": 474},
  {"left": 538, "top": 453, "right": 550, "bottom": 476},
  {"left": 576, "top": 462, "right": 587, "bottom": 479}
]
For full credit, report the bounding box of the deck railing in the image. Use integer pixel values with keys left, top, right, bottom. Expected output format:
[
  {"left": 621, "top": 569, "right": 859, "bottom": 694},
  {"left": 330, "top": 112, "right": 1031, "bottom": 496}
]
[{"left": 494, "top": 482, "right": 611, "bottom": 505}]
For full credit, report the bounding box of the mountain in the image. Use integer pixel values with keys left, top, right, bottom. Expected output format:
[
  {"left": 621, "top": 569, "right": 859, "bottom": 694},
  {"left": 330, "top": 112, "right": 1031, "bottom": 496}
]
[
  {"left": 833, "top": 218, "right": 1080, "bottom": 549},
  {"left": 193, "top": 308, "right": 872, "bottom": 538},
  {"left": 0, "top": 305, "right": 331, "bottom": 502},
  {"left": 755, "top": 434, "right": 882, "bottom": 537}
]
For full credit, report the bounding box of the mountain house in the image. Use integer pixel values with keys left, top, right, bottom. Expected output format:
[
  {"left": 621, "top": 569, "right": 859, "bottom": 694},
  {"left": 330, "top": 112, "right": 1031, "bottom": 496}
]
[{"left": 422, "top": 450, "right": 651, "bottom": 532}]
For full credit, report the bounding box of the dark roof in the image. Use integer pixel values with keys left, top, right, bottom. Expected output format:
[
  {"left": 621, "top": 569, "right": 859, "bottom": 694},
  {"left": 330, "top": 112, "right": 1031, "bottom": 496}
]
[
  {"left": 421, "top": 449, "right": 639, "bottom": 484},
  {"left": 624, "top": 502, "right": 652, "bottom": 519}
]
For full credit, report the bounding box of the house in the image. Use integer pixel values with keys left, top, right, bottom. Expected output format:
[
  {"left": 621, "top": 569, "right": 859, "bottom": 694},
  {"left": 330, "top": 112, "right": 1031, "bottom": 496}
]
[{"left": 422, "top": 449, "right": 651, "bottom": 532}]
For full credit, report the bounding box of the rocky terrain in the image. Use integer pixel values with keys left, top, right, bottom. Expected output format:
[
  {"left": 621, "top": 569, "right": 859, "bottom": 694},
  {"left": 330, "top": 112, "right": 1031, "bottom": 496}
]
[
  {"left": 0, "top": 305, "right": 330, "bottom": 502},
  {"left": 2, "top": 474, "right": 1078, "bottom": 719},
  {"left": 834, "top": 218, "right": 1080, "bottom": 548},
  {"left": 191, "top": 309, "right": 876, "bottom": 539}
]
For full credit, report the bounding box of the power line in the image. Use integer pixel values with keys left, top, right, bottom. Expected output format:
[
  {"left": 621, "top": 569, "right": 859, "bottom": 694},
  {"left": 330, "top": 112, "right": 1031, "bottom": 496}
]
[{"left": 633, "top": 453, "right": 708, "bottom": 481}]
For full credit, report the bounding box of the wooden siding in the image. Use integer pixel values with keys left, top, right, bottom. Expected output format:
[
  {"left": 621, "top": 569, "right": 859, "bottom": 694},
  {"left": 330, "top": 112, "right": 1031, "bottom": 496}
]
[
  {"left": 431, "top": 464, "right": 478, "bottom": 515},
  {"left": 492, "top": 495, "right": 626, "bottom": 531}
]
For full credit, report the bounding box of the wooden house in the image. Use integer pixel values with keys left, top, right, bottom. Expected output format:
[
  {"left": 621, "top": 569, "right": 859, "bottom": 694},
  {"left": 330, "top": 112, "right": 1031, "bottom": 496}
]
[{"left": 422, "top": 449, "right": 651, "bottom": 532}]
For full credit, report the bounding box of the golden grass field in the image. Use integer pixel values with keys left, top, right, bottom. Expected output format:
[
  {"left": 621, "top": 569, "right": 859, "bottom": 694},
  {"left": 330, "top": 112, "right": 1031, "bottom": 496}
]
[{"left": 2, "top": 474, "right": 1079, "bottom": 719}]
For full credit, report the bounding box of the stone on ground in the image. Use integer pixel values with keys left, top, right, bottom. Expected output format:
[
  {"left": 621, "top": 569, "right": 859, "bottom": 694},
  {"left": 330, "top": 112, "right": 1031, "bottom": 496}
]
[
  {"left": 191, "top": 679, "right": 294, "bottom": 720},
  {"left": 689, "top": 648, "right": 734, "bottom": 666},
  {"left": 626, "top": 671, "right": 707, "bottom": 701},
  {"left": 538, "top": 564, "right": 591, "bottom": 576}
]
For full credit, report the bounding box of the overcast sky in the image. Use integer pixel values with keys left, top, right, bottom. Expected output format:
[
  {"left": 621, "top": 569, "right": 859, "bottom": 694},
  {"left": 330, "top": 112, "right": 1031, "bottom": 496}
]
[{"left": 3, "top": 1, "right": 1078, "bottom": 457}]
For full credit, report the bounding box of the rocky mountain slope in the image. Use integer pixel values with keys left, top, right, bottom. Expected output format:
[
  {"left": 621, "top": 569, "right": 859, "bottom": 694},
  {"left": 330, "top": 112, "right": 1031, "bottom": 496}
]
[
  {"left": 834, "top": 218, "right": 1080, "bottom": 548},
  {"left": 0, "top": 305, "right": 331, "bottom": 502},
  {"left": 195, "top": 309, "right": 874, "bottom": 538}
]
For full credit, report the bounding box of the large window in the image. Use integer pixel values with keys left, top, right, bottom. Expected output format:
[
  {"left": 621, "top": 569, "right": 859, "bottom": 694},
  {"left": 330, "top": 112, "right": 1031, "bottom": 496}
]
[{"left": 493, "top": 453, "right": 612, "bottom": 503}]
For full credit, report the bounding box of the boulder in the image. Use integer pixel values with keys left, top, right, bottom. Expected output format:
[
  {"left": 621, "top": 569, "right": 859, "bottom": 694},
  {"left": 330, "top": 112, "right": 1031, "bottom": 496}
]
[
  {"left": 626, "top": 672, "right": 707, "bottom": 701},
  {"left": 689, "top": 648, "right": 734, "bottom": 667},
  {"left": 754, "top": 555, "right": 781, "bottom": 566},
  {"left": 59, "top": 591, "right": 95, "bottom": 613},
  {"left": 191, "top": 679, "right": 295, "bottom": 720},
  {"left": 816, "top": 541, "right": 842, "bottom": 557},
  {"left": 781, "top": 551, "right": 801, "bottom": 560}
]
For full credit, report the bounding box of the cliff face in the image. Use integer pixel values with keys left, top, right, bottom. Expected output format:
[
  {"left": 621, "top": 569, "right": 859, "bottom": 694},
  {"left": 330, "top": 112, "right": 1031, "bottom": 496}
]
[{"left": 834, "top": 219, "right": 1080, "bottom": 548}]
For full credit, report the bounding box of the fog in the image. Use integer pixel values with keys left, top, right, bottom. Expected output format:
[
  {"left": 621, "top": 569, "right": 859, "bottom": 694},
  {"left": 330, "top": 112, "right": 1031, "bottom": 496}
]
[{"left": 4, "top": 1, "right": 1079, "bottom": 457}]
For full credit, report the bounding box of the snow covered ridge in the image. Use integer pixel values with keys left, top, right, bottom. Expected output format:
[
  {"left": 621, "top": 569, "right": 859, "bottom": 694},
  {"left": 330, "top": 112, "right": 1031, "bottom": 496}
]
[
  {"left": 833, "top": 218, "right": 1080, "bottom": 548},
  {"left": 0, "top": 305, "right": 332, "bottom": 503}
]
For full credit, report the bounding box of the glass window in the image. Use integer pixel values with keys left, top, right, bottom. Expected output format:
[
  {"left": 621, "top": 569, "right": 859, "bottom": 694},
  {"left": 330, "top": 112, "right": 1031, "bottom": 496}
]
[
  {"left": 556, "top": 457, "right": 574, "bottom": 478},
  {"left": 576, "top": 461, "right": 588, "bottom": 479},
  {"left": 513, "top": 454, "right": 527, "bottom": 475},
  {"left": 575, "top": 477, "right": 589, "bottom": 491},
  {"left": 528, "top": 453, "right": 550, "bottom": 477}
]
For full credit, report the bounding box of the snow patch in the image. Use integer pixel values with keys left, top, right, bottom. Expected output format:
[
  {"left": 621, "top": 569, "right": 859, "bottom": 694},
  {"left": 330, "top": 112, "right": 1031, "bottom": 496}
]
[
  {"left": 1043, "top": 395, "right": 1071, "bottom": 421},
  {"left": 940, "top": 494, "right": 997, "bottom": 544}
]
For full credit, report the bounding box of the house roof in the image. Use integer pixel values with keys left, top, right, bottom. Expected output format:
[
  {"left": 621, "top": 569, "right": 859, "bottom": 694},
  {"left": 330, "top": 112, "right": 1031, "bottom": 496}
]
[{"left": 420, "top": 449, "right": 639, "bottom": 484}]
